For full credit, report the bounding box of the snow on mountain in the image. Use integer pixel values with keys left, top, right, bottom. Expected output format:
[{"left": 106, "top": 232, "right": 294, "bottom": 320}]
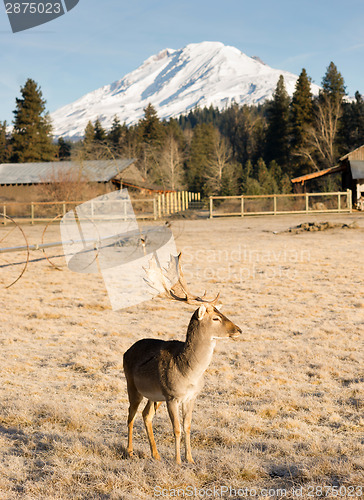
[{"left": 50, "top": 41, "right": 320, "bottom": 140}]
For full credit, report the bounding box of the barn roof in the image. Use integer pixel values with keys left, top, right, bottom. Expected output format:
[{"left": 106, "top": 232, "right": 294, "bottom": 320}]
[
  {"left": 0, "top": 159, "right": 135, "bottom": 185},
  {"left": 291, "top": 144, "right": 364, "bottom": 185},
  {"left": 291, "top": 164, "right": 345, "bottom": 184}
]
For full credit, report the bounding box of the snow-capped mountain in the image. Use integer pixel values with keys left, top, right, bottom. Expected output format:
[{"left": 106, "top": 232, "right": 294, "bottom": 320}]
[{"left": 50, "top": 41, "right": 320, "bottom": 140}]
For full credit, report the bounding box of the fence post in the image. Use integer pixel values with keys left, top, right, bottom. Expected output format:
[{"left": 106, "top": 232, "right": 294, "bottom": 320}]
[
  {"left": 63, "top": 202, "right": 66, "bottom": 216},
  {"left": 181, "top": 191, "right": 185, "bottom": 211},
  {"left": 153, "top": 198, "right": 157, "bottom": 220},
  {"left": 185, "top": 191, "right": 189, "bottom": 210},
  {"left": 338, "top": 193, "right": 341, "bottom": 212},
  {"left": 197, "top": 192, "right": 201, "bottom": 201},
  {"left": 273, "top": 195, "right": 277, "bottom": 215},
  {"left": 3, "top": 204, "right": 6, "bottom": 226},
  {"left": 157, "top": 195, "right": 161, "bottom": 219},
  {"left": 241, "top": 196, "right": 244, "bottom": 217},
  {"left": 305, "top": 193, "right": 309, "bottom": 214},
  {"left": 347, "top": 188, "right": 352, "bottom": 213},
  {"left": 178, "top": 191, "right": 182, "bottom": 212},
  {"left": 209, "top": 197, "right": 213, "bottom": 219},
  {"left": 31, "top": 202, "right": 34, "bottom": 225}
]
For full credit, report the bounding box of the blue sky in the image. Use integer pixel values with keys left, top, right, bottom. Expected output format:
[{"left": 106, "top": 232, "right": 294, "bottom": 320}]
[{"left": 1, "top": 0, "right": 364, "bottom": 125}]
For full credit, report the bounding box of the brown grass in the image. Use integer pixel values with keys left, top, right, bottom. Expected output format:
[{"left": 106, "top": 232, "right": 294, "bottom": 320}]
[{"left": 0, "top": 214, "right": 363, "bottom": 498}]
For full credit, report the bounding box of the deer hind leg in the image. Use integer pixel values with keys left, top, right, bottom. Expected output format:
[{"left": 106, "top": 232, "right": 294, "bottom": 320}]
[
  {"left": 142, "top": 400, "right": 162, "bottom": 460},
  {"left": 126, "top": 385, "right": 143, "bottom": 458},
  {"left": 182, "top": 399, "right": 195, "bottom": 464},
  {"left": 166, "top": 399, "right": 182, "bottom": 465}
]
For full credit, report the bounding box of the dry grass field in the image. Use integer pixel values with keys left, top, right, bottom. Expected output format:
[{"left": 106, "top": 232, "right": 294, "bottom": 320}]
[{"left": 0, "top": 213, "right": 363, "bottom": 499}]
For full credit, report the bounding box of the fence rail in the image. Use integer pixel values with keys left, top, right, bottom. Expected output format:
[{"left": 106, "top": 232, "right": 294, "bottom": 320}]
[
  {"left": 1, "top": 191, "right": 200, "bottom": 225},
  {"left": 209, "top": 190, "right": 353, "bottom": 218}
]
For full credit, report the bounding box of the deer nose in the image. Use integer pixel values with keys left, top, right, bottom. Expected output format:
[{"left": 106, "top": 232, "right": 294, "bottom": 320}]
[{"left": 230, "top": 326, "right": 241, "bottom": 338}]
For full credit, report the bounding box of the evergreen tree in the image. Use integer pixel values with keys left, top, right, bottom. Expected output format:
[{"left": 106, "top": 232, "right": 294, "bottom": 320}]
[
  {"left": 256, "top": 158, "right": 279, "bottom": 194},
  {"left": 84, "top": 121, "right": 95, "bottom": 145},
  {"left": 0, "top": 121, "right": 10, "bottom": 163},
  {"left": 80, "top": 121, "right": 96, "bottom": 159},
  {"left": 291, "top": 69, "right": 313, "bottom": 149},
  {"left": 11, "top": 78, "right": 56, "bottom": 162},
  {"left": 321, "top": 62, "right": 346, "bottom": 104},
  {"left": 107, "top": 115, "right": 126, "bottom": 153},
  {"left": 186, "top": 123, "right": 216, "bottom": 194},
  {"left": 340, "top": 91, "right": 364, "bottom": 152},
  {"left": 57, "top": 137, "right": 71, "bottom": 161},
  {"left": 139, "top": 104, "right": 164, "bottom": 146},
  {"left": 93, "top": 118, "right": 107, "bottom": 143},
  {"left": 242, "top": 159, "right": 261, "bottom": 195},
  {"left": 265, "top": 75, "right": 290, "bottom": 169}
]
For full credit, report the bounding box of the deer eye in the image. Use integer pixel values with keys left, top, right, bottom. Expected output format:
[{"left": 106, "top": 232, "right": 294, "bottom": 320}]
[{"left": 212, "top": 316, "right": 221, "bottom": 322}]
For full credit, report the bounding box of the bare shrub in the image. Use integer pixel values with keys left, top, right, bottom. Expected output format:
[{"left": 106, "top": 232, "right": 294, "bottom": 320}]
[{"left": 39, "top": 165, "right": 94, "bottom": 202}]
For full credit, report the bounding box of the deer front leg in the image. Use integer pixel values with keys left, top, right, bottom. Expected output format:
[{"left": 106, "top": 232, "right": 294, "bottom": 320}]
[
  {"left": 166, "top": 399, "right": 182, "bottom": 465},
  {"left": 142, "top": 400, "right": 162, "bottom": 461},
  {"left": 182, "top": 399, "right": 195, "bottom": 464}
]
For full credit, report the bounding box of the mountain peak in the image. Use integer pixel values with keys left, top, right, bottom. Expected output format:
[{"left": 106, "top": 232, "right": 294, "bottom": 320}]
[{"left": 50, "top": 41, "right": 320, "bottom": 140}]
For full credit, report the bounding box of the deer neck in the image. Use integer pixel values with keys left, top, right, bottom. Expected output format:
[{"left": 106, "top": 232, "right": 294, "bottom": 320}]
[{"left": 178, "top": 323, "right": 216, "bottom": 379}]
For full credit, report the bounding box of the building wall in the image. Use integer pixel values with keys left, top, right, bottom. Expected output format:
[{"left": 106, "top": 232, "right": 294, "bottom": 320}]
[{"left": 0, "top": 182, "right": 115, "bottom": 203}]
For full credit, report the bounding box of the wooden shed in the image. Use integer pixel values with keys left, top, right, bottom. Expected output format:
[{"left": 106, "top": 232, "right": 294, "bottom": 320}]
[
  {"left": 0, "top": 159, "right": 161, "bottom": 202},
  {"left": 291, "top": 145, "right": 364, "bottom": 210}
]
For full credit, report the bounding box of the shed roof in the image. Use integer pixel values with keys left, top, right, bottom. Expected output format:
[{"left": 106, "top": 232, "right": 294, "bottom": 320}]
[
  {"left": 339, "top": 144, "right": 364, "bottom": 162},
  {"left": 0, "top": 159, "right": 135, "bottom": 185},
  {"left": 291, "top": 164, "right": 345, "bottom": 184}
]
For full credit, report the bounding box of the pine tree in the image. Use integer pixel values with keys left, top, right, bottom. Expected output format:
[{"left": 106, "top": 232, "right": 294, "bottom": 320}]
[
  {"left": 83, "top": 121, "right": 95, "bottom": 144},
  {"left": 186, "top": 123, "right": 216, "bottom": 194},
  {"left": 139, "top": 104, "right": 164, "bottom": 146},
  {"left": 57, "top": 137, "right": 71, "bottom": 161},
  {"left": 291, "top": 69, "right": 313, "bottom": 149},
  {"left": 93, "top": 118, "right": 107, "bottom": 143},
  {"left": 340, "top": 91, "right": 364, "bottom": 152},
  {"left": 321, "top": 62, "right": 346, "bottom": 105},
  {"left": 11, "top": 79, "right": 56, "bottom": 162},
  {"left": 80, "top": 121, "right": 96, "bottom": 159},
  {"left": 0, "top": 121, "right": 10, "bottom": 163},
  {"left": 107, "top": 115, "right": 126, "bottom": 153},
  {"left": 265, "top": 75, "right": 290, "bottom": 169}
]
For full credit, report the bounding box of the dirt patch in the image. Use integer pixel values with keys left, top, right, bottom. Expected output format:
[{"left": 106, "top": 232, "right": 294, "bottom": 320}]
[{"left": 286, "top": 220, "right": 360, "bottom": 233}]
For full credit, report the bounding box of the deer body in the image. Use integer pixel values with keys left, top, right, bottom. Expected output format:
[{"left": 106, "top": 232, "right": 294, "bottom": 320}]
[{"left": 123, "top": 304, "right": 241, "bottom": 464}]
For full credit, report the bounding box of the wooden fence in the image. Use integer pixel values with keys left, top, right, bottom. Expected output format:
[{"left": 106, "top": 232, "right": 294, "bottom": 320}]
[
  {"left": 209, "top": 190, "right": 353, "bottom": 218},
  {"left": 155, "top": 191, "right": 200, "bottom": 218},
  {"left": 1, "top": 191, "right": 200, "bottom": 225}
]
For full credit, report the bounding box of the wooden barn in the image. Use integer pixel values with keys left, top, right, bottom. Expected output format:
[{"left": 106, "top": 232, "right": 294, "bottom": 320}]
[
  {"left": 0, "top": 159, "right": 160, "bottom": 202},
  {"left": 291, "top": 145, "right": 364, "bottom": 210}
]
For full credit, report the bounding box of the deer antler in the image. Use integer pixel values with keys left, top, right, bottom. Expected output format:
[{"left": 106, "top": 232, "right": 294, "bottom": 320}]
[{"left": 144, "top": 253, "right": 219, "bottom": 305}]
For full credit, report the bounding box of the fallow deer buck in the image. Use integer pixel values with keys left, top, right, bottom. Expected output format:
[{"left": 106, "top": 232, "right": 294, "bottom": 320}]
[{"left": 123, "top": 253, "right": 241, "bottom": 464}]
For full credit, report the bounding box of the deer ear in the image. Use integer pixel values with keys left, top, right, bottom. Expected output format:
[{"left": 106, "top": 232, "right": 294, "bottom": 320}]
[
  {"left": 197, "top": 304, "right": 206, "bottom": 320},
  {"left": 215, "top": 304, "right": 222, "bottom": 311}
]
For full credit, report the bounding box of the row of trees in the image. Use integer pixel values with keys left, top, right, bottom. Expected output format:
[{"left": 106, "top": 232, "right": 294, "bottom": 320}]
[{"left": 1, "top": 63, "right": 364, "bottom": 197}]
